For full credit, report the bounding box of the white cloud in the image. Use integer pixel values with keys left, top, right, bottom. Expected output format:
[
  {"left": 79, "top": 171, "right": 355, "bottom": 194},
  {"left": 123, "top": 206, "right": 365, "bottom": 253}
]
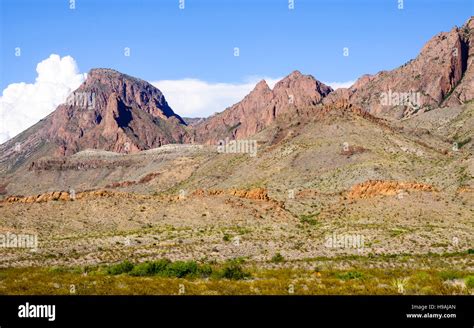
[
  {"left": 0, "top": 54, "right": 86, "bottom": 143},
  {"left": 323, "top": 80, "right": 355, "bottom": 90},
  {"left": 151, "top": 77, "right": 281, "bottom": 118}
]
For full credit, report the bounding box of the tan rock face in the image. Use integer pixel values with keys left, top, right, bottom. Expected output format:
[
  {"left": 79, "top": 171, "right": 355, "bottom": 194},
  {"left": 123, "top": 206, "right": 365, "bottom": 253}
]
[
  {"left": 191, "top": 188, "right": 269, "bottom": 200},
  {"left": 2, "top": 187, "right": 271, "bottom": 204},
  {"left": 325, "top": 16, "right": 474, "bottom": 118},
  {"left": 3, "top": 189, "right": 132, "bottom": 204},
  {"left": 194, "top": 71, "right": 333, "bottom": 144},
  {"left": 348, "top": 180, "right": 436, "bottom": 200},
  {"left": 229, "top": 188, "right": 270, "bottom": 201}
]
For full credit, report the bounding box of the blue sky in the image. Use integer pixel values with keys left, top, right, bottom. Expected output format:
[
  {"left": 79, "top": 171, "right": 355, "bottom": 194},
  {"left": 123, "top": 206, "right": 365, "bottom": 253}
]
[{"left": 1, "top": 0, "right": 472, "bottom": 89}]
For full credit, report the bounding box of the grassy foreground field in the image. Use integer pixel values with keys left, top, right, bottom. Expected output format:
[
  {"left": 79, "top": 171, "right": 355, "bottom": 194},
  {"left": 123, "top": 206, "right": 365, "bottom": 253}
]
[{"left": 1, "top": 254, "right": 472, "bottom": 295}]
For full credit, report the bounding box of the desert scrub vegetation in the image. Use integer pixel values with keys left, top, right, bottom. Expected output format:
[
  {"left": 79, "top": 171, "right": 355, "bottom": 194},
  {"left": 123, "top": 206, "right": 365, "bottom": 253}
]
[
  {"left": 335, "top": 271, "right": 365, "bottom": 281},
  {"left": 466, "top": 275, "right": 474, "bottom": 289},
  {"left": 106, "top": 260, "right": 134, "bottom": 275},
  {"left": 217, "top": 259, "right": 251, "bottom": 280},
  {"left": 299, "top": 212, "right": 319, "bottom": 225},
  {"left": 104, "top": 258, "right": 248, "bottom": 280},
  {"left": 0, "top": 265, "right": 472, "bottom": 295},
  {"left": 0, "top": 266, "right": 474, "bottom": 295},
  {"left": 271, "top": 253, "right": 285, "bottom": 263}
]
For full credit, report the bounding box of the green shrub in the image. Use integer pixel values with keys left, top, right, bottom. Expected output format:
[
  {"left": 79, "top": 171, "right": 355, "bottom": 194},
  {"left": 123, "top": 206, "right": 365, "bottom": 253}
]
[
  {"left": 106, "top": 260, "right": 134, "bottom": 275},
  {"left": 197, "top": 264, "right": 213, "bottom": 277},
  {"left": 465, "top": 275, "right": 474, "bottom": 289},
  {"left": 438, "top": 271, "right": 463, "bottom": 281},
  {"left": 129, "top": 262, "right": 154, "bottom": 276},
  {"left": 271, "top": 253, "right": 285, "bottom": 263},
  {"left": 217, "top": 260, "right": 250, "bottom": 280},
  {"left": 105, "top": 259, "right": 246, "bottom": 279},
  {"left": 165, "top": 261, "right": 200, "bottom": 278},
  {"left": 129, "top": 259, "right": 171, "bottom": 276},
  {"left": 336, "top": 271, "right": 364, "bottom": 280},
  {"left": 127, "top": 259, "right": 212, "bottom": 278},
  {"left": 48, "top": 266, "right": 69, "bottom": 274},
  {"left": 299, "top": 213, "right": 319, "bottom": 225},
  {"left": 412, "top": 271, "right": 432, "bottom": 284}
]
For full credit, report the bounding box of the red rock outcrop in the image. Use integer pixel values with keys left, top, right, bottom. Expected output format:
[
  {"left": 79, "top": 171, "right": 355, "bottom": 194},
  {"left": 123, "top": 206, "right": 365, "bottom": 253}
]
[
  {"left": 193, "top": 71, "right": 333, "bottom": 144},
  {"left": 444, "top": 16, "right": 474, "bottom": 106},
  {"left": 45, "top": 69, "right": 191, "bottom": 155},
  {"left": 324, "top": 16, "right": 474, "bottom": 118},
  {"left": 104, "top": 172, "right": 161, "bottom": 189}
]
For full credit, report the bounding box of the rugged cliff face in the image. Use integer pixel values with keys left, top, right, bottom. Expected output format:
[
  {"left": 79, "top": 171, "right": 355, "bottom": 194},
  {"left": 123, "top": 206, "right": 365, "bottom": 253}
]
[
  {"left": 0, "top": 69, "right": 191, "bottom": 173},
  {"left": 45, "top": 68, "right": 190, "bottom": 155},
  {"left": 193, "top": 70, "right": 333, "bottom": 144},
  {"left": 324, "top": 16, "right": 474, "bottom": 118}
]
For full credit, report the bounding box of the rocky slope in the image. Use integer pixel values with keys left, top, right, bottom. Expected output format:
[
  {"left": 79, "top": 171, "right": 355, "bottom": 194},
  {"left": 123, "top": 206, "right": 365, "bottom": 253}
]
[
  {"left": 324, "top": 16, "right": 474, "bottom": 118},
  {"left": 1, "top": 102, "right": 472, "bottom": 270}
]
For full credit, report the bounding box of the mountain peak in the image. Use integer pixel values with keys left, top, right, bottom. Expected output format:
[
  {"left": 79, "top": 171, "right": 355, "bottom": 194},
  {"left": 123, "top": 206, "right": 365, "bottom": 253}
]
[
  {"left": 255, "top": 79, "right": 270, "bottom": 89},
  {"left": 194, "top": 70, "right": 334, "bottom": 144},
  {"left": 84, "top": 68, "right": 145, "bottom": 86},
  {"left": 287, "top": 70, "right": 303, "bottom": 78},
  {"left": 273, "top": 70, "right": 333, "bottom": 99},
  {"left": 88, "top": 68, "right": 121, "bottom": 75},
  {"left": 276, "top": 70, "right": 308, "bottom": 84},
  {"left": 252, "top": 80, "right": 271, "bottom": 93}
]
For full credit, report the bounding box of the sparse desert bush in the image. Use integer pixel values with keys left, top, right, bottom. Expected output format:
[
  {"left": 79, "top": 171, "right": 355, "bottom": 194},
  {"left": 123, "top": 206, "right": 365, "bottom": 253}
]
[
  {"left": 438, "top": 270, "right": 464, "bottom": 281},
  {"left": 465, "top": 276, "right": 474, "bottom": 289},
  {"left": 165, "top": 261, "right": 200, "bottom": 278},
  {"left": 112, "top": 258, "right": 250, "bottom": 280},
  {"left": 1, "top": 264, "right": 473, "bottom": 295},
  {"left": 111, "top": 259, "right": 213, "bottom": 278},
  {"left": 299, "top": 213, "right": 319, "bottom": 225},
  {"left": 216, "top": 260, "right": 251, "bottom": 280},
  {"left": 336, "top": 271, "right": 364, "bottom": 280},
  {"left": 49, "top": 265, "right": 93, "bottom": 275},
  {"left": 271, "top": 253, "right": 285, "bottom": 263},
  {"left": 129, "top": 259, "right": 171, "bottom": 276},
  {"left": 411, "top": 271, "right": 433, "bottom": 285},
  {"left": 106, "top": 260, "right": 135, "bottom": 275}
]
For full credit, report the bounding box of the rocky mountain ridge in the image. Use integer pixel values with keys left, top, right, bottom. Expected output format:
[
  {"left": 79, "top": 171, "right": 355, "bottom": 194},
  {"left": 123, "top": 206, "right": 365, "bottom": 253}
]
[{"left": 1, "top": 17, "right": 473, "bottom": 176}]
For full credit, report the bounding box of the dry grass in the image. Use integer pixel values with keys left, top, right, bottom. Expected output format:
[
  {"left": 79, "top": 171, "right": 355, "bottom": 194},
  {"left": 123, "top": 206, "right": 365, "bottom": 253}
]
[{"left": 0, "top": 262, "right": 472, "bottom": 295}]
